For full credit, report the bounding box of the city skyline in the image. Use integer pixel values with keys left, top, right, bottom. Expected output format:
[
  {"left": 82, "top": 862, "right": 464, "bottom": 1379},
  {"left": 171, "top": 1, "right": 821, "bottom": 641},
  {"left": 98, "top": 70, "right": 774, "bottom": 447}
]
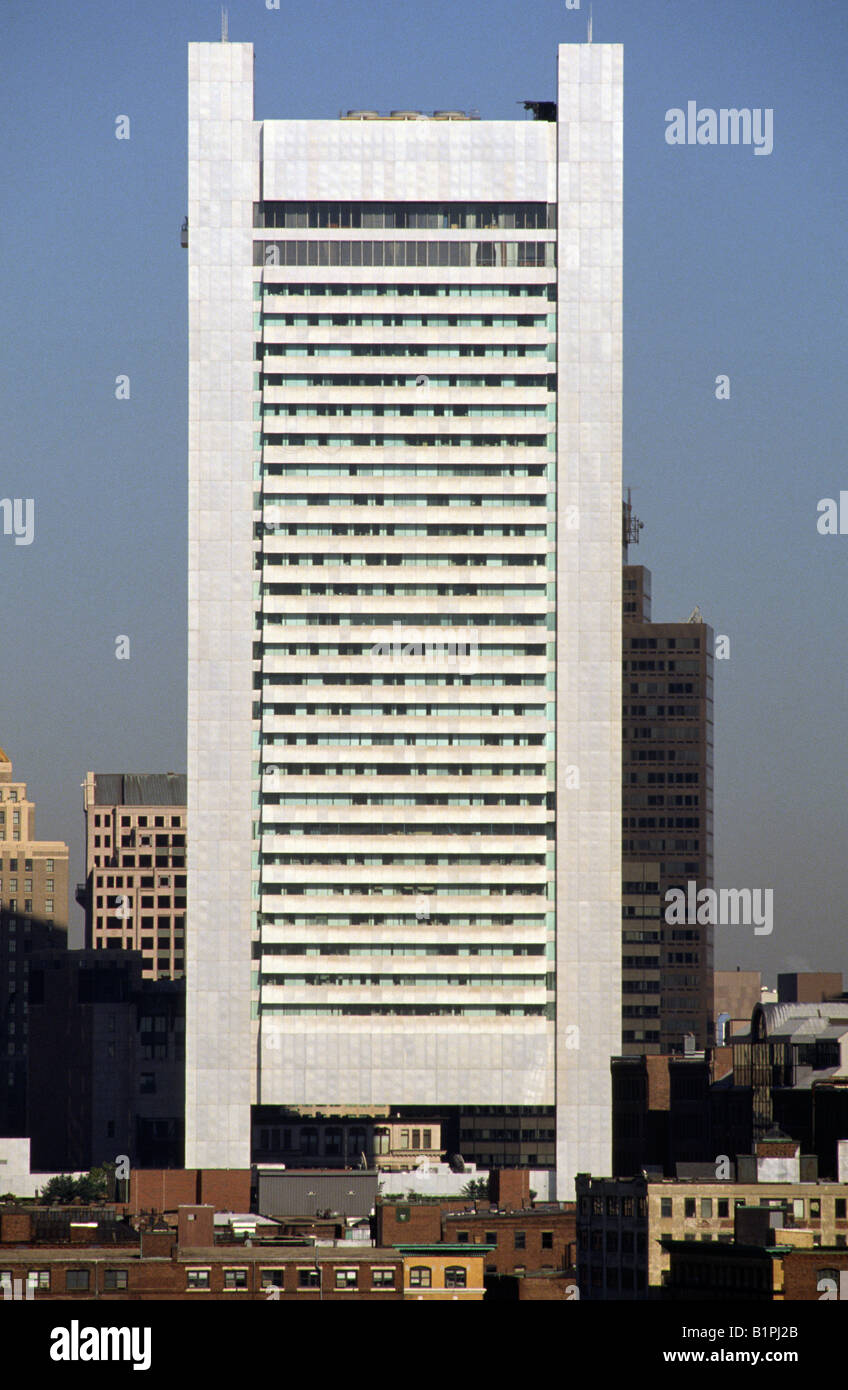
[
  {"left": 1, "top": 4, "right": 848, "bottom": 1347},
  {"left": 2, "top": 0, "right": 846, "bottom": 981}
]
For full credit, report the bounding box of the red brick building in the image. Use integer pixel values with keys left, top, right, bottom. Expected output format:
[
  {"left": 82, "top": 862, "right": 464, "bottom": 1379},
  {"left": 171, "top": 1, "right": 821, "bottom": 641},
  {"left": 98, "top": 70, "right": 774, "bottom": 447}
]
[
  {"left": 0, "top": 1201, "right": 487, "bottom": 1301},
  {"left": 375, "top": 1194, "right": 575, "bottom": 1277},
  {"left": 124, "top": 1168, "right": 251, "bottom": 1216}
]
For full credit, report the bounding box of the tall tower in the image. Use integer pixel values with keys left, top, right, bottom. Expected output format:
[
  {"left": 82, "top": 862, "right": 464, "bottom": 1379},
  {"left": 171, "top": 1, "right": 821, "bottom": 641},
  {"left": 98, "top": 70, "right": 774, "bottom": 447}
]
[
  {"left": 622, "top": 565, "right": 714, "bottom": 1053},
  {"left": 186, "top": 40, "right": 623, "bottom": 1198}
]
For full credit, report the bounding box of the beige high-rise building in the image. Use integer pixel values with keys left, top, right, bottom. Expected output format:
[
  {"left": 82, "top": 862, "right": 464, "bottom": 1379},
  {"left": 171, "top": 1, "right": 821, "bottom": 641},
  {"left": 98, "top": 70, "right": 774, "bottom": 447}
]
[
  {"left": 79, "top": 773, "right": 187, "bottom": 981},
  {"left": 0, "top": 747, "right": 68, "bottom": 1133}
]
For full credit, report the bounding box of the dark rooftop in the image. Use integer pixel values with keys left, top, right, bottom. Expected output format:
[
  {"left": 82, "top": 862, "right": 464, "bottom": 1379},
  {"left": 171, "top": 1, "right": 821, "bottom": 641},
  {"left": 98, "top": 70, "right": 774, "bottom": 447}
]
[{"left": 93, "top": 774, "right": 187, "bottom": 806}]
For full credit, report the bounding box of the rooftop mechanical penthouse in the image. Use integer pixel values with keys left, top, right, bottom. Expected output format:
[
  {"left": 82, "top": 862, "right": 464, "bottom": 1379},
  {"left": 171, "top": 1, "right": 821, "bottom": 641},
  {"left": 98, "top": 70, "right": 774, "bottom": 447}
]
[{"left": 186, "top": 39, "right": 623, "bottom": 1199}]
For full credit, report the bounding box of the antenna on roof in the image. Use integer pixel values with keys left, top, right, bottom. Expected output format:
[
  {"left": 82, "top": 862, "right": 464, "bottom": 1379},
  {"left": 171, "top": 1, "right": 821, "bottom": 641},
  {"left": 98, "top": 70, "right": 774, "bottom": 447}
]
[
  {"left": 588, "top": 3, "right": 593, "bottom": 42},
  {"left": 221, "top": 6, "right": 229, "bottom": 41}
]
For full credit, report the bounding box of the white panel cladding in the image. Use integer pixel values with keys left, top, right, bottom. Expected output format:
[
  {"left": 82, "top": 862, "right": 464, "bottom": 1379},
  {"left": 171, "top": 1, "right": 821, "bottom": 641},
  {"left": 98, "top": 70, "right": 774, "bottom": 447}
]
[
  {"left": 186, "top": 41, "right": 258, "bottom": 1169},
  {"left": 262, "top": 121, "right": 556, "bottom": 203},
  {"left": 554, "top": 43, "right": 623, "bottom": 1200},
  {"left": 185, "top": 41, "right": 622, "bottom": 1191},
  {"left": 258, "top": 1025, "right": 551, "bottom": 1106}
]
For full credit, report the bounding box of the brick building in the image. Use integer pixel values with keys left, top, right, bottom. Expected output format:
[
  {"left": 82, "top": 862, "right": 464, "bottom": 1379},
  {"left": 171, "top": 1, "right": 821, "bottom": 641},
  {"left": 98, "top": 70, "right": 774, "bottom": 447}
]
[
  {"left": 125, "top": 1168, "right": 251, "bottom": 1217},
  {"left": 375, "top": 1186, "right": 575, "bottom": 1279},
  {"left": 612, "top": 1052, "right": 715, "bottom": 1177},
  {"left": 577, "top": 1136, "right": 848, "bottom": 1299},
  {"left": 0, "top": 1201, "right": 485, "bottom": 1300},
  {"left": 662, "top": 1203, "right": 848, "bottom": 1300}
]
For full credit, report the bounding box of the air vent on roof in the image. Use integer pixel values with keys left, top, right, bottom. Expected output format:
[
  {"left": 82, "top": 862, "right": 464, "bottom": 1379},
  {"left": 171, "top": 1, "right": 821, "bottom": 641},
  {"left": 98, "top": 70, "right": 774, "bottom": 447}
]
[
  {"left": 433, "top": 110, "right": 467, "bottom": 119},
  {"left": 390, "top": 110, "right": 424, "bottom": 119},
  {"left": 345, "top": 110, "right": 380, "bottom": 119}
]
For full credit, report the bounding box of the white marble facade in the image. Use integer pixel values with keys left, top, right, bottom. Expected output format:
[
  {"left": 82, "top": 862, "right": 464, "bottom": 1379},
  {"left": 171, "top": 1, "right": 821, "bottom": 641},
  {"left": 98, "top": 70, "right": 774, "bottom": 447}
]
[
  {"left": 554, "top": 45, "right": 623, "bottom": 1196},
  {"left": 186, "top": 42, "right": 257, "bottom": 1170},
  {"left": 185, "top": 41, "right": 622, "bottom": 1198}
]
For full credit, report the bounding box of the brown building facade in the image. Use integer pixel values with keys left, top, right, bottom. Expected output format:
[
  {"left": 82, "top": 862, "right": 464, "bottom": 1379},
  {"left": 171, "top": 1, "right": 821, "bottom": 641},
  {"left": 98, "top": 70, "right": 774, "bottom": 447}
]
[
  {"left": 622, "top": 565, "right": 714, "bottom": 1054},
  {"left": 375, "top": 1194, "right": 575, "bottom": 1278},
  {"left": 0, "top": 1202, "right": 486, "bottom": 1301}
]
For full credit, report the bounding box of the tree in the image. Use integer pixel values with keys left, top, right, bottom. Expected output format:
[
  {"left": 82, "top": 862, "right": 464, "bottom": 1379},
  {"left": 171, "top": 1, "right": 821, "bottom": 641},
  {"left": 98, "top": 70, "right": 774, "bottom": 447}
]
[
  {"left": 41, "top": 1166, "right": 113, "bottom": 1205},
  {"left": 41, "top": 1175, "right": 77, "bottom": 1205},
  {"left": 80, "top": 1165, "right": 113, "bottom": 1202},
  {"left": 461, "top": 1178, "right": 489, "bottom": 1199}
]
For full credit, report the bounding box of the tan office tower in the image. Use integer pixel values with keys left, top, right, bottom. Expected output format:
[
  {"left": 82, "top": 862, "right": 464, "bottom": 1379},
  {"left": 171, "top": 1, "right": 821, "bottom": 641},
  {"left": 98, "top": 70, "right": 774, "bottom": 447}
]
[
  {"left": 186, "top": 39, "right": 623, "bottom": 1198},
  {"left": 0, "top": 747, "right": 68, "bottom": 1133},
  {"left": 79, "top": 773, "right": 187, "bottom": 981}
]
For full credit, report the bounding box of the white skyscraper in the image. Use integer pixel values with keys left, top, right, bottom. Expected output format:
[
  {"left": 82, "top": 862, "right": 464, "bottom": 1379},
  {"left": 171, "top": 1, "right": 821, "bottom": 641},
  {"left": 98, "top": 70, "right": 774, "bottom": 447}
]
[{"left": 186, "top": 39, "right": 622, "bottom": 1199}]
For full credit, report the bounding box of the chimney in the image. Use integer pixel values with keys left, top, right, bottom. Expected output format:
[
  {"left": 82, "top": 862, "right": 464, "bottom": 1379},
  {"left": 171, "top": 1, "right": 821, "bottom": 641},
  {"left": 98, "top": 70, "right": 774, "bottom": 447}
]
[{"left": 177, "top": 1205, "right": 215, "bottom": 1249}]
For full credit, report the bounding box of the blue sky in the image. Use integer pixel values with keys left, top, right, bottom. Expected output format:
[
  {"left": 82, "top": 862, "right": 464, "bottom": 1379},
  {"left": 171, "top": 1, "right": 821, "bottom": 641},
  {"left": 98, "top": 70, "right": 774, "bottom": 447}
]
[{"left": 1, "top": 0, "right": 846, "bottom": 977}]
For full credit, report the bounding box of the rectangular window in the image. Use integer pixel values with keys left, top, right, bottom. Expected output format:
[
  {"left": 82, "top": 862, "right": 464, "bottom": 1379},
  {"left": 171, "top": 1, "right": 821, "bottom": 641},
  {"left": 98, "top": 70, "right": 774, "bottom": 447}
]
[
  {"left": 684, "top": 1198, "right": 696, "bottom": 1218},
  {"left": 186, "top": 1269, "right": 210, "bottom": 1289},
  {"left": 514, "top": 1231, "right": 526, "bottom": 1250},
  {"left": 28, "top": 1270, "right": 50, "bottom": 1290},
  {"left": 103, "top": 1269, "right": 128, "bottom": 1290},
  {"left": 297, "top": 1268, "right": 320, "bottom": 1288},
  {"left": 66, "top": 1269, "right": 90, "bottom": 1291},
  {"left": 371, "top": 1267, "right": 395, "bottom": 1287},
  {"left": 541, "top": 1231, "right": 553, "bottom": 1250},
  {"left": 700, "top": 1198, "right": 712, "bottom": 1218},
  {"left": 223, "top": 1269, "right": 248, "bottom": 1290},
  {"left": 334, "top": 1268, "right": 357, "bottom": 1289},
  {"left": 261, "top": 1270, "right": 285, "bottom": 1288}
]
